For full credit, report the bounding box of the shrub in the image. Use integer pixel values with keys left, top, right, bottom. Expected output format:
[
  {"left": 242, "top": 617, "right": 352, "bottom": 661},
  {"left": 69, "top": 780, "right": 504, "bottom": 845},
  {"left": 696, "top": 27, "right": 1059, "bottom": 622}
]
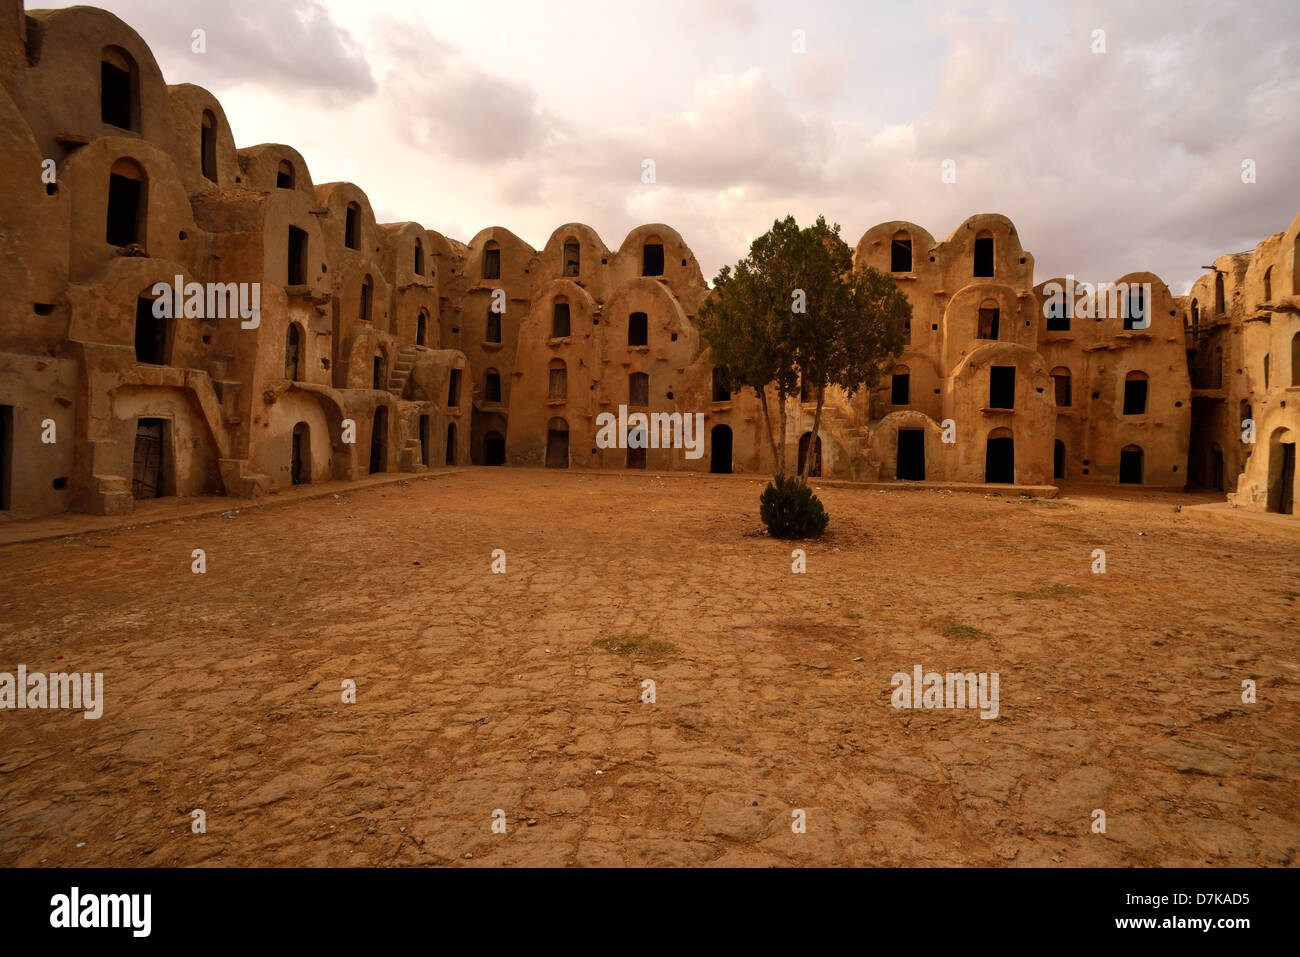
[{"left": 759, "top": 473, "right": 829, "bottom": 539}]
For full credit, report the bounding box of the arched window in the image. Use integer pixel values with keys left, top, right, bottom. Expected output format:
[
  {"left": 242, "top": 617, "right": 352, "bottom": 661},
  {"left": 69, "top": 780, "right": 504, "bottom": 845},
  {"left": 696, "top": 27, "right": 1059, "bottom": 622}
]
[
  {"left": 1120, "top": 445, "right": 1144, "bottom": 484},
  {"left": 798, "top": 432, "right": 823, "bottom": 477},
  {"left": 359, "top": 275, "right": 373, "bottom": 320},
  {"left": 485, "top": 305, "right": 502, "bottom": 343},
  {"left": 1264, "top": 266, "right": 1273, "bottom": 303},
  {"left": 1053, "top": 439, "right": 1066, "bottom": 480},
  {"left": 1123, "top": 371, "right": 1148, "bottom": 415},
  {"left": 1051, "top": 366, "right": 1071, "bottom": 407},
  {"left": 973, "top": 230, "right": 994, "bottom": 278},
  {"left": 484, "top": 368, "right": 502, "bottom": 403},
  {"left": 712, "top": 366, "right": 731, "bottom": 402},
  {"left": 416, "top": 310, "right": 428, "bottom": 346},
  {"left": 551, "top": 297, "right": 571, "bottom": 338},
  {"left": 1190, "top": 298, "right": 1199, "bottom": 333},
  {"left": 373, "top": 351, "right": 386, "bottom": 390},
  {"left": 200, "top": 110, "right": 218, "bottom": 182},
  {"left": 344, "top": 203, "right": 361, "bottom": 250},
  {"left": 563, "top": 239, "right": 580, "bottom": 277},
  {"left": 643, "top": 240, "right": 665, "bottom": 276},
  {"left": 1214, "top": 273, "right": 1225, "bottom": 314},
  {"left": 629, "top": 371, "right": 649, "bottom": 407},
  {"left": 276, "top": 160, "right": 295, "bottom": 189},
  {"left": 101, "top": 46, "right": 137, "bottom": 130},
  {"left": 284, "top": 323, "right": 301, "bottom": 380},
  {"left": 106, "top": 157, "right": 147, "bottom": 247},
  {"left": 548, "top": 359, "right": 567, "bottom": 401},
  {"left": 482, "top": 240, "right": 501, "bottom": 279},
  {"left": 628, "top": 312, "right": 648, "bottom": 346},
  {"left": 890, "top": 364, "right": 910, "bottom": 405},
  {"left": 891, "top": 230, "right": 912, "bottom": 273},
  {"left": 414, "top": 239, "right": 424, "bottom": 276}
]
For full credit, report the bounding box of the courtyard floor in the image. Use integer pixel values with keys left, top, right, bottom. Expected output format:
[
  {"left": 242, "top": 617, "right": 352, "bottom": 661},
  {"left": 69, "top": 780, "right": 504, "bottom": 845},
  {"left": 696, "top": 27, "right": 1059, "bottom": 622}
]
[{"left": 0, "top": 469, "right": 1296, "bottom": 866}]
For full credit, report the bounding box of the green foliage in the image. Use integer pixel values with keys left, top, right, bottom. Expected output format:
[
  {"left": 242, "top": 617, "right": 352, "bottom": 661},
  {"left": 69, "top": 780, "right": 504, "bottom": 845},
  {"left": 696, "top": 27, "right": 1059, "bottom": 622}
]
[{"left": 759, "top": 473, "right": 829, "bottom": 539}]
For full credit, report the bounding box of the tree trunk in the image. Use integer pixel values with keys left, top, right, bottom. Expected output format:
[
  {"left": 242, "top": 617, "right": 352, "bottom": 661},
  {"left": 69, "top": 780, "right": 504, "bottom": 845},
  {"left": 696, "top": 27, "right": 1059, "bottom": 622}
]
[
  {"left": 757, "top": 385, "right": 781, "bottom": 475},
  {"left": 800, "top": 383, "right": 826, "bottom": 481},
  {"left": 776, "top": 388, "right": 788, "bottom": 475}
]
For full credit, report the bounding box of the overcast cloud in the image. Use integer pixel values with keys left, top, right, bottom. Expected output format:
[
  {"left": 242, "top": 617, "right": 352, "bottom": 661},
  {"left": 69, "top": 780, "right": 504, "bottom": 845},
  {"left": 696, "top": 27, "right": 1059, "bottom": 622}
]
[{"left": 44, "top": 0, "right": 1300, "bottom": 290}]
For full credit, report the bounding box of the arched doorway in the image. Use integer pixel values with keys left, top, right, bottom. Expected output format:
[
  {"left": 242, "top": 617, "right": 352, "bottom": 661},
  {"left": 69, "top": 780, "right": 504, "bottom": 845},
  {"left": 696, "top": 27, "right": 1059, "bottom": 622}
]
[
  {"left": 546, "top": 418, "right": 569, "bottom": 469},
  {"left": 369, "top": 406, "right": 387, "bottom": 474},
  {"left": 1267, "top": 430, "right": 1295, "bottom": 514},
  {"left": 485, "top": 430, "right": 506, "bottom": 466},
  {"left": 710, "top": 424, "right": 732, "bottom": 474},
  {"left": 797, "top": 432, "right": 822, "bottom": 477},
  {"left": 897, "top": 429, "right": 924, "bottom": 480},
  {"left": 291, "top": 421, "right": 310, "bottom": 486},
  {"left": 985, "top": 428, "right": 1014, "bottom": 484},
  {"left": 1119, "top": 444, "right": 1143, "bottom": 484}
]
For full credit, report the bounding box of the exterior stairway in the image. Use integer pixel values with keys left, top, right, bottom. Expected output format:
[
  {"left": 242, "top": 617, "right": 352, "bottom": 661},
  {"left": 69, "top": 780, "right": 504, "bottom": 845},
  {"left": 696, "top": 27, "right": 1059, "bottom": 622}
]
[{"left": 387, "top": 346, "right": 421, "bottom": 398}]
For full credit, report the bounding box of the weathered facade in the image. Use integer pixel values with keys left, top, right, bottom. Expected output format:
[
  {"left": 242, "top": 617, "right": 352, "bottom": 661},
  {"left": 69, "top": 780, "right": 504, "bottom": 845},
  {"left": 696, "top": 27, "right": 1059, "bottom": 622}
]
[{"left": 0, "top": 0, "right": 1295, "bottom": 520}]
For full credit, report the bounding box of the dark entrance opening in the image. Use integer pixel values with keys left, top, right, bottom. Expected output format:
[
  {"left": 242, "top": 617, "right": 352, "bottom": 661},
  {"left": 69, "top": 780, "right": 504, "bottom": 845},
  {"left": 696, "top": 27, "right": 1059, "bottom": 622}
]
[
  {"left": 446, "top": 423, "right": 457, "bottom": 465},
  {"left": 985, "top": 433, "right": 1014, "bottom": 484},
  {"left": 977, "top": 306, "right": 1000, "bottom": 340},
  {"left": 1119, "top": 445, "right": 1143, "bottom": 484},
  {"left": 1053, "top": 439, "right": 1065, "bottom": 480},
  {"left": 1211, "top": 446, "right": 1224, "bottom": 492},
  {"left": 1274, "top": 443, "right": 1295, "bottom": 515},
  {"left": 628, "top": 312, "right": 648, "bottom": 346},
  {"left": 101, "top": 57, "right": 133, "bottom": 129},
  {"left": 891, "top": 236, "right": 912, "bottom": 273},
  {"left": 369, "top": 407, "right": 387, "bottom": 475},
  {"left": 546, "top": 421, "right": 569, "bottom": 469},
  {"left": 710, "top": 425, "right": 733, "bottom": 474},
  {"left": 0, "top": 405, "right": 12, "bottom": 510},
  {"left": 107, "top": 173, "right": 142, "bottom": 247},
  {"left": 973, "top": 236, "right": 995, "bottom": 277},
  {"left": 135, "top": 297, "right": 166, "bottom": 364},
  {"left": 797, "top": 432, "right": 822, "bottom": 477},
  {"left": 132, "top": 418, "right": 166, "bottom": 500},
  {"left": 419, "top": 414, "right": 431, "bottom": 467},
  {"left": 897, "top": 428, "right": 925, "bottom": 480},
  {"left": 989, "top": 365, "right": 1015, "bottom": 409},
  {"left": 891, "top": 371, "right": 910, "bottom": 406},
  {"left": 485, "top": 431, "right": 506, "bottom": 466},
  {"left": 291, "top": 422, "right": 309, "bottom": 486},
  {"left": 626, "top": 429, "right": 647, "bottom": 469},
  {"left": 287, "top": 226, "right": 308, "bottom": 285},
  {"left": 642, "top": 243, "right": 664, "bottom": 276}
]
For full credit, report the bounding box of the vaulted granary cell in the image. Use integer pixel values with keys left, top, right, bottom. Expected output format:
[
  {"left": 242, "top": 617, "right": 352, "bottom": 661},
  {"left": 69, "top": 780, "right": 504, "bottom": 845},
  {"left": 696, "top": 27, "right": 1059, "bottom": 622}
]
[
  {"left": 710, "top": 425, "right": 733, "bottom": 473},
  {"left": 1120, "top": 445, "right": 1144, "bottom": 484},
  {"left": 897, "top": 429, "right": 925, "bottom": 480},
  {"left": 200, "top": 110, "right": 218, "bottom": 182},
  {"left": 100, "top": 46, "right": 137, "bottom": 130},
  {"left": 132, "top": 418, "right": 168, "bottom": 499},
  {"left": 369, "top": 407, "right": 388, "bottom": 474},
  {"left": 106, "top": 158, "right": 146, "bottom": 247},
  {"left": 798, "top": 432, "right": 823, "bottom": 477},
  {"left": 642, "top": 242, "right": 665, "bottom": 276},
  {"left": 985, "top": 428, "right": 1014, "bottom": 484},
  {"left": 546, "top": 418, "right": 568, "bottom": 469},
  {"left": 891, "top": 231, "right": 912, "bottom": 273},
  {"left": 891, "top": 365, "right": 910, "bottom": 406},
  {"left": 977, "top": 300, "right": 1000, "bottom": 340},
  {"left": 552, "top": 299, "right": 571, "bottom": 338},
  {"left": 291, "top": 422, "right": 310, "bottom": 486},
  {"left": 628, "top": 312, "right": 648, "bottom": 346},
  {"left": 134, "top": 296, "right": 167, "bottom": 365}
]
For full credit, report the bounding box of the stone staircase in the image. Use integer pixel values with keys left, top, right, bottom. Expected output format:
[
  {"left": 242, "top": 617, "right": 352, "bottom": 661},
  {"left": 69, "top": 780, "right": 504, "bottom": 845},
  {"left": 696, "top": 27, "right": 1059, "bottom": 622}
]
[{"left": 387, "top": 346, "right": 421, "bottom": 398}]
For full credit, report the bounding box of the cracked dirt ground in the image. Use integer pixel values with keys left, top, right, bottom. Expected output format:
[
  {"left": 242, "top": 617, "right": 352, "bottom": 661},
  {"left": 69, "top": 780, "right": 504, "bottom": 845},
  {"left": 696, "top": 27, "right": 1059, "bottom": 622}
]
[{"left": 0, "top": 469, "right": 1296, "bottom": 866}]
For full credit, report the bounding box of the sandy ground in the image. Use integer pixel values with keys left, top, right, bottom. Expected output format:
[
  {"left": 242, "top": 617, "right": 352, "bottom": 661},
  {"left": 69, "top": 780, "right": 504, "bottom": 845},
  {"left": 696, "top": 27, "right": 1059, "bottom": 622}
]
[{"left": 0, "top": 469, "right": 1296, "bottom": 867}]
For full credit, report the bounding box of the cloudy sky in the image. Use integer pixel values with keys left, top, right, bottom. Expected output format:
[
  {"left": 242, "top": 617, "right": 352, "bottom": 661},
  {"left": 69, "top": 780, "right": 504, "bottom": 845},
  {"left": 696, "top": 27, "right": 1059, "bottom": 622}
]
[{"left": 48, "top": 0, "right": 1300, "bottom": 291}]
